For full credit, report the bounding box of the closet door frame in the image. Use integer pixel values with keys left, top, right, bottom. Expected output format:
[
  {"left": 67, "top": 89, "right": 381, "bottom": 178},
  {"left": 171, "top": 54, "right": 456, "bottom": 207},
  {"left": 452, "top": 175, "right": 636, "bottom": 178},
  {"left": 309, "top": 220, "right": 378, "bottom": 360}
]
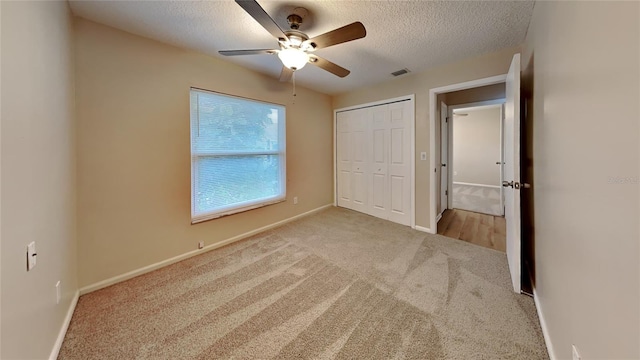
[{"left": 333, "top": 95, "right": 416, "bottom": 229}]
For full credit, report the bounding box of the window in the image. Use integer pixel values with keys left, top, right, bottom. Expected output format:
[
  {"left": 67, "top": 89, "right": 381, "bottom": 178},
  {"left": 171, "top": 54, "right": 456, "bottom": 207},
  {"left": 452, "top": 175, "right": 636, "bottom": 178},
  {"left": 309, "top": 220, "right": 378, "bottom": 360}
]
[{"left": 190, "top": 88, "right": 286, "bottom": 223}]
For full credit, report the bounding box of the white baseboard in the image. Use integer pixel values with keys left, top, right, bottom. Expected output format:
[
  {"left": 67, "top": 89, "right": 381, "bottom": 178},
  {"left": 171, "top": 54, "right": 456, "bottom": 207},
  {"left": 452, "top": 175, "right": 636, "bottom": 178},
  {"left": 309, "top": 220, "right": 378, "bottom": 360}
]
[
  {"left": 80, "top": 204, "right": 334, "bottom": 295},
  {"left": 49, "top": 290, "right": 79, "bottom": 360},
  {"left": 452, "top": 181, "right": 501, "bottom": 189},
  {"left": 414, "top": 225, "right": 434, "bottom": 234},
  {"left": 533, "top": 288, "right": 556, "bottom": 360},
  {"left": 436, "top": 213, "right": 443, "bottom": 222}
]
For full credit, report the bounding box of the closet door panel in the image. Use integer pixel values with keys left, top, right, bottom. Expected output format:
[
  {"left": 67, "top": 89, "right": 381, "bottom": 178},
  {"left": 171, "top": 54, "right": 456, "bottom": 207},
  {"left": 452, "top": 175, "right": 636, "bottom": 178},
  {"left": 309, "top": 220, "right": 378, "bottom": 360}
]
[
  {"left": 350, "top": 109, "right": 368, "bottom": 213},
  {"left": 368, "top": 105, "right": 390, "bottom": 218},
  {"left": 387, "top": 102, "right": 411, "bottom": 225},
  {"left": 336, "top": 112, "right": 353, "bottom": 209}
]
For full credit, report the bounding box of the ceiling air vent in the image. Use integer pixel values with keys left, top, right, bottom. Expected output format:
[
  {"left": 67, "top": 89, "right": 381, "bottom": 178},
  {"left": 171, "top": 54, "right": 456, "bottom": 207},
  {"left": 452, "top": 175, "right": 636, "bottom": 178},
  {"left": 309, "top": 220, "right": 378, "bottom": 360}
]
[{"left": 391, "top": 68, "right": 410, "bottom": 77}]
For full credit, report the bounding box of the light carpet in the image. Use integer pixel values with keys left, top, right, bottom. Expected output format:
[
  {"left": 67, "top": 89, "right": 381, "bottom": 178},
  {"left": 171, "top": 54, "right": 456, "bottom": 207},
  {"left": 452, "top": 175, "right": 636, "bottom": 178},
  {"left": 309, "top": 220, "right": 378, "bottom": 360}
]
[{"left": 59, "top": 207, "right": 548, "bottom": 359}]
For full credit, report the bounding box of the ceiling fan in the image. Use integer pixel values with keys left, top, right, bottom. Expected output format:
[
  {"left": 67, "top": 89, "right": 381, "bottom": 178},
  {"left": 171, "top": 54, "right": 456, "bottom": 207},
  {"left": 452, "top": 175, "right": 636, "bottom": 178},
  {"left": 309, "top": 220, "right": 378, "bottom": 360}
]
[{"left": 219, "top": 0, "right": 367, "bottom": 82}]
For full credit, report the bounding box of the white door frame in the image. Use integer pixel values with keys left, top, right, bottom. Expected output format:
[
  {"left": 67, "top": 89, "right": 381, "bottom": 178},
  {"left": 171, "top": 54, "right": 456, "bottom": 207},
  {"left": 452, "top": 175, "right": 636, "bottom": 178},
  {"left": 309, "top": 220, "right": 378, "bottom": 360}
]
[
  {"left": 447, "top": 100, "right": 505, "bottom": 212},
  {"left": 429, "top": 75, "right": 506, "bottom": 233},
  {"left": 334, "top": 94, "right": 416, "bottom": 229},
  {"left": 439, "top": 102, "right": 448, "bottom": 219}
]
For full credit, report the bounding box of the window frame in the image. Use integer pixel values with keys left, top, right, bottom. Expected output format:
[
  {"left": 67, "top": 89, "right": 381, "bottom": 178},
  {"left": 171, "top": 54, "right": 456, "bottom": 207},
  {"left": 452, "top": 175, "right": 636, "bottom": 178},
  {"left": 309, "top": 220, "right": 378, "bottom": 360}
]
[{"left": 190, "top": 87, "right": 286, "bottom": 224}]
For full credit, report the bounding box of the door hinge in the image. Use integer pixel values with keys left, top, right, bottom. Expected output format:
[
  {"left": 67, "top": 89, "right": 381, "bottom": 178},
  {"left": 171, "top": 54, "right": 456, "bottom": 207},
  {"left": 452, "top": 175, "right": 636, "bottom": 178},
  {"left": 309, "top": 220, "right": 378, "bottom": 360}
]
[
  {"left": 446, "top": 117, "right": 449, "bottom": 123},
  {"left": 445, "top": 190, "right": 448, "bottom": 196}
]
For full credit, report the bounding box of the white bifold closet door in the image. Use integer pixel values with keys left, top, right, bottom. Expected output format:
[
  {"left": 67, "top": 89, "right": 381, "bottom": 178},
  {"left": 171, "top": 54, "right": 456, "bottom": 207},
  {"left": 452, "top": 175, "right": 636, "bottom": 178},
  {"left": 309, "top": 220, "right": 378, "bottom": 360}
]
[{"left": 336, "top": 100, "right": 411, "bottom": 226}]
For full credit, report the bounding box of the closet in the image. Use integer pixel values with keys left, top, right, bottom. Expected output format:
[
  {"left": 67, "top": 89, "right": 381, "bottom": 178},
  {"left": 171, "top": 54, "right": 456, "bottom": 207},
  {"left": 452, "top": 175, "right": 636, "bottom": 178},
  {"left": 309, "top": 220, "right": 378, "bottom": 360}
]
[{"left": 336, "top": 99, "right": 413, "bottom": 226}]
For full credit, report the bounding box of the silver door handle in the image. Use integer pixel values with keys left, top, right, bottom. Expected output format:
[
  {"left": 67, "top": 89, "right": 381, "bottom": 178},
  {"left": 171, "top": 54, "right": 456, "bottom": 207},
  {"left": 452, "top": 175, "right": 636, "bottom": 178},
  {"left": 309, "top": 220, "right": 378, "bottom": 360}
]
[
  {"left": 503, "top": 181, "right": 531, "bottom": 189},
  {"left": 496, "top": 161, "right": 504, "bottom": 165},
  {"left": 441, "top": 163, "right": 446, "bottom": 167}
]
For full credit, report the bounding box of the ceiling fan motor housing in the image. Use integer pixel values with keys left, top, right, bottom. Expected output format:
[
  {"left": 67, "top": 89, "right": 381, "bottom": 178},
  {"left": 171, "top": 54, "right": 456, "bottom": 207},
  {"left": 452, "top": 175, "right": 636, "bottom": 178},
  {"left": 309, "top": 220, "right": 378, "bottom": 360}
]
[{"left": 287, "top": 14, "right": 303, "bottom": 30}]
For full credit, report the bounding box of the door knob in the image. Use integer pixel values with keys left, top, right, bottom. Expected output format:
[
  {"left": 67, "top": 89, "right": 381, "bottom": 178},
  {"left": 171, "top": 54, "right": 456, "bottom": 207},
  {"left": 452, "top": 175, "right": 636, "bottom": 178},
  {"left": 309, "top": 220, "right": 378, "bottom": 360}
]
[
  {"left": 441, "top": 163, "right": 446, "bottom": 167},
  {"left": 496, "top": 161, "right": 504, "bottom": 165},
  {"left": 503, "top": 181, "right": 531, "bottom": 189}
]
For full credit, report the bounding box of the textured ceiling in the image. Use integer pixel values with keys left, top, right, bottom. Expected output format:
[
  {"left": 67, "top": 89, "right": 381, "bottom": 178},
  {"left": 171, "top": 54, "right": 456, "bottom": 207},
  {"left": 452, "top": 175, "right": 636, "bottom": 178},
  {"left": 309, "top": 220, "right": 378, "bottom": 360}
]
[{"left": 69, "top": 0, "right": 535, "bottom": 95}]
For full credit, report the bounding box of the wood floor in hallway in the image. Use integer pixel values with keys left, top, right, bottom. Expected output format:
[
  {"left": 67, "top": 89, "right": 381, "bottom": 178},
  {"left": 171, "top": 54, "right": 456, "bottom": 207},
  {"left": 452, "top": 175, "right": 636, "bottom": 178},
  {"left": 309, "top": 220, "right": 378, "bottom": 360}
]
[{"left": 437, "top": 209, "right": 506, "bottom": 252}]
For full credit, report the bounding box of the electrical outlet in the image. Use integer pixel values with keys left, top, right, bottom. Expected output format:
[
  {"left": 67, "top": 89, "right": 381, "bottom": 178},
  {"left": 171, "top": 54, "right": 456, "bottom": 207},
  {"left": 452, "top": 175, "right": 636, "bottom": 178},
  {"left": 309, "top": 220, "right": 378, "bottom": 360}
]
[
  {"left": 572, "top": 345, "right": 581, "bottom": 360},
  {"left": 27, "top": 241, "right": 37, "bottom": 271},
  {"left": 56, "top": 281, "right": 61, "bottom": 304},
  {"left": 198, "top": 241, "right": 204, "bottom": 249},
  {"left": 293, "top": 196, "right": 298, "bottom": 205}
]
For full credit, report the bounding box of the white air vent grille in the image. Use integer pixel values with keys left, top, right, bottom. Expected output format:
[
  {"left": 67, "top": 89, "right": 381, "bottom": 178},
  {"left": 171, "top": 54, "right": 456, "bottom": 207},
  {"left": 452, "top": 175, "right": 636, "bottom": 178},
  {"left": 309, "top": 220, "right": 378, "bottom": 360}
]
[{"left": 391, "top": 68, "right": 410, "bottom": 77}]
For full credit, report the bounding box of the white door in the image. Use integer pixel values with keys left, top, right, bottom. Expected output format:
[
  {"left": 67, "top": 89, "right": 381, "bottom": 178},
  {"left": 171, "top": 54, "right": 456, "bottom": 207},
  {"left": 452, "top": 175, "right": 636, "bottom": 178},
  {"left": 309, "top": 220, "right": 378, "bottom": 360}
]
[
  {"left": 387, "top": 101, "right": 411, "bottom": 225},
  {"left": 336, "top": 109, "right": 368, "bottom": 213},
  {"left": 369, "top": 105, "right": 390, "bottom": 219},
  {"left": 504, "top": 53, "right": 522, "bottom": 293},
  {"left": 350, "top": 109, "right": 368, "bottom": 214},
  {"left": 336, "top": 99, "right": 412, "bottom": 227},
  {"left": 336, "top": 111, "right": 353, "bottom": 209},
  {"left": 440, "top": 102, "right": 449, "bottom": 215}
]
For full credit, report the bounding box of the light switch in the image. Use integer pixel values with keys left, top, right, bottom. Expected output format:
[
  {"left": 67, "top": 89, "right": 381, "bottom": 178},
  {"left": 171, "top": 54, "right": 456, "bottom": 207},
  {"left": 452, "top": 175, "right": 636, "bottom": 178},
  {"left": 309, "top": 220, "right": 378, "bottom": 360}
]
[
  {"left": 27, "top": 241, "right": 37, "bottom": 271},
  {"left": 420, "top": 152, "right": 427, "bottom": 161}
]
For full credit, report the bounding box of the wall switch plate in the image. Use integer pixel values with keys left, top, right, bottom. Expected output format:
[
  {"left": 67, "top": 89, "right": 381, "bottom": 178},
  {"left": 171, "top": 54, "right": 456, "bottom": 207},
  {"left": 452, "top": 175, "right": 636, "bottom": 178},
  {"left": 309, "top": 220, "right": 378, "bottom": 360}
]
[
  {"left": 572, "top": 345, "right": 581, "bottom": 360},
  {"left": 420, "top": 152, "right": 427, "bottom": 161},
  {"left": 56, "top": 281, "right": 61, "bottom": 304},
  {"left": 198, "top": 241, "right": 204, "bottom": 249},
  {"left": 27, "top": 241, "right": 37, "bottom": 271},
  {"left": 293, "top": 196, "right": 298, "bottom": 205}
]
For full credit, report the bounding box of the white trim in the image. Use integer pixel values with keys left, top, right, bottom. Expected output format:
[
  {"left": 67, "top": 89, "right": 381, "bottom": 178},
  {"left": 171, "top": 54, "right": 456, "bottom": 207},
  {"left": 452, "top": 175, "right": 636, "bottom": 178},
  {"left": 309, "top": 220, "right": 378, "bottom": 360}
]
[
  {"left": 80, "top": 204, "right": 333, "bottom": 295},
  {"left": 334, "top": 95, "right": 414, "bottom": 113},
  {"left": 414, "top": 225, "right": 433, "bottom": 233},
  {"left": 409, "top": 94, "right": 416, "bottom": 229},
  {"left": 429, "top": 74, "right": 507, "bottom": 234},
  {"left": 452, "top": 181, "right": 501, "bottom": 189},
  {"left": 49, "top": 290, "right": 79, "bottom": 360},
  {"left": 436, "top": 212, "right": 443, "bottom": 222},
  {"left": 333, "top": 107, "right": 337, "bottom": 206},
  {"left": 533, "top": 288, "right": 557, "bottom": 360},
  {"left": 333, "top": 95, "right": 416, "bottom": 229},
  {"left": 451, "top": 101, "right": 505, "bottom": 113}
]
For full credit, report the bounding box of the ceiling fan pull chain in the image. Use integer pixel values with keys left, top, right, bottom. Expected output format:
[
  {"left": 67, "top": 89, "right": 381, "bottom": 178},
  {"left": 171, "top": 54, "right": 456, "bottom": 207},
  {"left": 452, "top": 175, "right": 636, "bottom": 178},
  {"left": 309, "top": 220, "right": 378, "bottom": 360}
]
[{"left": 292, "top": 70, "right": 297, "bottom": 97}]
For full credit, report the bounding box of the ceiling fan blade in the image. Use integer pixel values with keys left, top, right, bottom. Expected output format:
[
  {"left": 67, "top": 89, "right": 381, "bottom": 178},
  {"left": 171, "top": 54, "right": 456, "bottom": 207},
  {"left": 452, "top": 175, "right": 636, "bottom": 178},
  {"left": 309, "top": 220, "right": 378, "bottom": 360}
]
[
  {"left": 235, "top": 0, "right": 289, "bottom": 41},
  {"left": 309, "top": 55, "right": 350, "bottom": 78},
  {"left": 306, "top": 22, "right": 366, "bottom": 50},
  {"left": 219, "top": 49, "right": 277, "bottom": 56},
  {"left": 279, "top": 66, "right": 293, "bottom": 82}
]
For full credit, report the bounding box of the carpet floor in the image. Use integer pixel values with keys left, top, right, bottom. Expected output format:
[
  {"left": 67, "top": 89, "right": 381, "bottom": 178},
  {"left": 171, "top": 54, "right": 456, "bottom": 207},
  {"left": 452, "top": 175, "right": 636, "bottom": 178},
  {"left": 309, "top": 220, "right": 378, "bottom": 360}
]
[{"left": 59, "top": 207, "right": 548, "bottom": 359}]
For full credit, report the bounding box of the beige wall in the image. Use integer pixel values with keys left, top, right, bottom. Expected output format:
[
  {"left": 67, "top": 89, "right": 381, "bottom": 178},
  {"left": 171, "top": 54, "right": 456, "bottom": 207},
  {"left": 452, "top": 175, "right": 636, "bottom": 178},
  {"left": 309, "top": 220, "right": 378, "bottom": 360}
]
[
  {"left": 523, "top": 1, "right": 639, "bottom": 358},
  {"left": 332, "top": 47, "right": 518, "bottom": 229},
  {"left": 1, "top": 1, "right": 78, "bottom": 359},
  {"left": 75, "top": 19, "right": 334, "bottom": 287},
  {"left": 452, "top": 107, "right": 501, "bottom": 186}
]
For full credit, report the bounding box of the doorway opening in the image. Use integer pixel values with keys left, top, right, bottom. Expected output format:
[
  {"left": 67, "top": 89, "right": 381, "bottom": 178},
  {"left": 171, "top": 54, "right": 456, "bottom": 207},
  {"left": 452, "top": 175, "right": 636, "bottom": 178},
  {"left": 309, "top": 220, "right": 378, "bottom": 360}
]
[
  {"left": 429, "top": 54, "right": 525, "bottom": 295},
  {"left": 449, "top": 102, "right": 505, "bottom": 217},
  {"left": 436, "top": 87, "right": 506, "bottom": 252}
]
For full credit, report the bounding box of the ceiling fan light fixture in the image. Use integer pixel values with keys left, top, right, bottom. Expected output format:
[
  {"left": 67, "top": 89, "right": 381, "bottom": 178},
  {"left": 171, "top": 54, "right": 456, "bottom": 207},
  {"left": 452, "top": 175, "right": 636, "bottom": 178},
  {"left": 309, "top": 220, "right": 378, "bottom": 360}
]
[{"left": 278, "top": 48, "right": 309, "bottom": 70}]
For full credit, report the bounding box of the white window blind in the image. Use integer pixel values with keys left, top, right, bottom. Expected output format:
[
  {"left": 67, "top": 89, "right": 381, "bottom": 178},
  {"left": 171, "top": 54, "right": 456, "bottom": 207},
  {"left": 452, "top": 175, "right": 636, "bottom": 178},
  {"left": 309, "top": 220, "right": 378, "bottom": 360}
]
[{"left": 190, "top": 88, "right": 286, "bottom": 223}]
